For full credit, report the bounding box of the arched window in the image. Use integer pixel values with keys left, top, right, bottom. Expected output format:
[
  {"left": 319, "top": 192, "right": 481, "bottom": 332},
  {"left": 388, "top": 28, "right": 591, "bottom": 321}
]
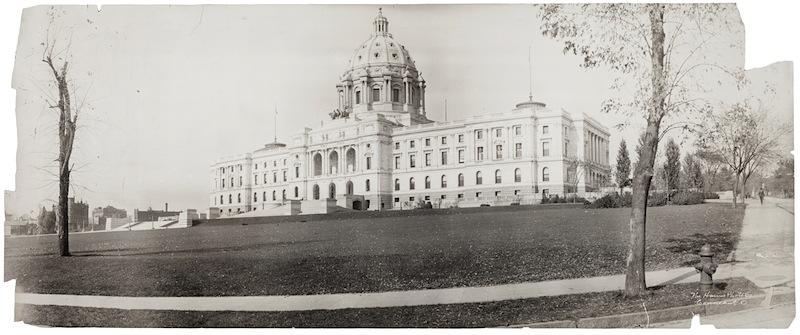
[
  {"left": 409, "top": 177, "right": 416, "bottom": 190},
  {"left": 272, "top": 190, "right": 276, "bottom": 201},
  {"left": 441, "top": 175, "right": 448, "bottom": 188},
  {"left": 312, "top": 184, "right": 320, "bottom": 200},
  {"left": 282, "top": 189, "right": 286, "bottom": 200},
  {"left": 366, "top": 179, "right": 371, "bottom": 192},
  {"left": 313, "top": 153, "right": 322, "bottom": 176},
  {"left": 514, "top": 168, "right": 522, "bottom": 183},
  {"left": 329, "top": 151, "right": 339, "bottom": 175},
  {"left": 329, "top": 183, "right": 336, "bottom": 199},
  {"left": 294, "top": 187, "right": 299, "bottom": 198},
  {"left": 476, "top": 171, "right": 483, "bottom": 185},
  {"left": 425, "top": 176, "right": 431, "bottom": 189},
  {"left": 542, "top": 167, "right": 550, "bottom": 182},
  {"left": 495, "top": 169, "right": 502, "bottom": 184},
  {"left": 346, "top": 148, "right": 356, "bottom": 173},
  {"left": 355, "top": 90, "right": 361, "bottom": 104},
  {"left": 346, "top": 181, "right": 354, "bottom": 195},
  {"left": 458, "top": 173, "right": 464, "bottom": 187},
  {"left": 254, "top": 192, "right": 258, "bottom": 202},
  {"left": 237, "top": 193, "right": 241, "bottom": 203},
  {"left": 395, "top": 179, "right": 400, "bottom": 191}
]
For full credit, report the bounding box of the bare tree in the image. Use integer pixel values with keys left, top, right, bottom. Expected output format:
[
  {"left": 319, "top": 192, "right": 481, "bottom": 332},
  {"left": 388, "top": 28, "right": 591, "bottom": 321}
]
[
  {"left": 700, "top": 102, "right": 787, "bottom": 208},
  {"left": 564, "top": 156, "right": 589, "bottom": 196},
  {"left": 540, "top": 4, "right": 740, "bottom": 297}
]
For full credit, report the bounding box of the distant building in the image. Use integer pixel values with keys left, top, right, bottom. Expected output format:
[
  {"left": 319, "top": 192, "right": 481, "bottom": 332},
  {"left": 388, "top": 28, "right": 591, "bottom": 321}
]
[
  {"left": 133, "top": 203, "right": 180, "bottom": 222},
  {"left": 92, "top": 205, "right": 127, "bottom": 229},
  {"left": 68, "top": 198, "right": 90, "bottom": 232},
  {"left": 5, "top": 213, "right": 37, "bottom": 236}
]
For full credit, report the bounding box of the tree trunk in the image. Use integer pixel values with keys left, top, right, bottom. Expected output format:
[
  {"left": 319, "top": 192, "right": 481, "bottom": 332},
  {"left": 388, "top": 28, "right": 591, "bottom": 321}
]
[
  {"left": 732, "top": 172, "right": 739, "bottom": 208},
  {"left": 624, "top": 4, "right": 666, "bottom": 298},
  {"left": 57, "top": 168, "right": 70, "bottom": 256}
]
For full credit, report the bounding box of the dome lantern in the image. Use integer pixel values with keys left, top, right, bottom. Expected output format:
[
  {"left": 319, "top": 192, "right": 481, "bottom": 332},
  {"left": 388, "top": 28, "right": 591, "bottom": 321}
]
[{"left": 373, "top": 8, "right": 389, "bottom": 36}]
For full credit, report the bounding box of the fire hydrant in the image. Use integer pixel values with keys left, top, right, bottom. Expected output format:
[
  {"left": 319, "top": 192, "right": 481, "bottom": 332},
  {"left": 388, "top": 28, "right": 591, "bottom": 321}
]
[{"left": 694, "top": 244, "right": 717, "bottom": 291}]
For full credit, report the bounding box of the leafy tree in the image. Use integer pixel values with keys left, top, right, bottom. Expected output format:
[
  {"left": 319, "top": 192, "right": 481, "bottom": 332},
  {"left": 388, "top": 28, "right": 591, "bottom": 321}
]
[
  {"left": 540, "top": 3, "right": 740, "bottom": 297},
  {"left": 36, "top": 206, "right": 56, "bottom": 235},
  {"left": 663, "top": 138, "right": 681, "bottom": 192},
  {"left": 769, "top": 158, "right": 794, "bottom": 197},
  {"left": 683, "top": 154, "right": 704, "bottom": 190},
  {"left": 615, "top": 140, "right": 631, "bottom": 194}
]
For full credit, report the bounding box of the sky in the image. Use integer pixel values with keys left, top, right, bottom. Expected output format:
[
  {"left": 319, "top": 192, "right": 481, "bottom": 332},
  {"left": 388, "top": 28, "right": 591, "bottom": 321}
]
[{"left": 5, "top": 4, "right": 793, "bottom": 216}]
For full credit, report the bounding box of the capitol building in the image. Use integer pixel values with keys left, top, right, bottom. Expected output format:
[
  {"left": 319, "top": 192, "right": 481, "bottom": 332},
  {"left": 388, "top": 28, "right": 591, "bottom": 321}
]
[{"left": 209, "top": 10, "right": 611, "bottom": 217}]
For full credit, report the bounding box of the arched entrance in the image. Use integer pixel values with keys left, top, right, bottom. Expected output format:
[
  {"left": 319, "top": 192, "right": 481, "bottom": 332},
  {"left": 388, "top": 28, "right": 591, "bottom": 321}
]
[
  {"left": 328, "top": 183, "right": 336, "bottom": 199},
  {"left": 346, "top": 180, "right": 354, "bottom": 195},
  {"left": 352, "top": 200, "right": 362, "bottom": 210}
]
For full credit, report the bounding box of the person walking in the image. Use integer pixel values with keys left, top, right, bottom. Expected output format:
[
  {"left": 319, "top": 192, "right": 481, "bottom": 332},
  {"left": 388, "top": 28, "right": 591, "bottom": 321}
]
[{"left": 758, "top": 188, "right": 766, "bottom": 205}]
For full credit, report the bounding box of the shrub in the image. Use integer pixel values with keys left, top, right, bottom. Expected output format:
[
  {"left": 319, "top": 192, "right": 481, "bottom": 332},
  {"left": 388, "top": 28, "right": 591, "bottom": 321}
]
[
  {"left": 671, "top": 191, "right": 705, "bottom": 205},
  {"left": 540, "top": 197, "right": 551, "bottom": 204},
  {"left": 589, "top": 194, "right": 622, "bottom": 208},
  {"left": 648, "top": 192, "right": 669, "bottom": 207},
  {"left": 704, "top": 192, "right": 720, "bottom": 199}
]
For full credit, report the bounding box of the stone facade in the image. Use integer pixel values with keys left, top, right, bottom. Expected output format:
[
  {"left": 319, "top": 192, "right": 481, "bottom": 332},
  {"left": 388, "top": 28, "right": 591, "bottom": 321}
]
[{"left": 210, "top": 10, "right": 611, "bottom": 216}]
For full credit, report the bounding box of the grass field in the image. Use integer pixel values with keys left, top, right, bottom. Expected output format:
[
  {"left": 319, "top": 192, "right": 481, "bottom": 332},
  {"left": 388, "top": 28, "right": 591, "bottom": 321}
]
[{"left": 5, "top": 203, "right": 745, "bottom": 297}]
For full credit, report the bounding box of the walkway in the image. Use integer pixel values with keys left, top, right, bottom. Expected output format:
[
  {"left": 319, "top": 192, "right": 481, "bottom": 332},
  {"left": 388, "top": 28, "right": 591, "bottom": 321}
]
[{"left": 14, "top": 197, "right": 794, "bottom": 312}]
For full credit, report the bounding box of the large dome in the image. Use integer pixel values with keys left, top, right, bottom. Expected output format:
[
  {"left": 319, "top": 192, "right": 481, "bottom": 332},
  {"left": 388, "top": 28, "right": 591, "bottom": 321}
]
[{"left": 346, "top": 9, "right": 417, "bottom": 72}]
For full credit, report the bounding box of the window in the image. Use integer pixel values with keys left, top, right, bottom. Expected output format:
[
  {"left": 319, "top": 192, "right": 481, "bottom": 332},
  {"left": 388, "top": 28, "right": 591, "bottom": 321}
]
[
  {"left": 409, "top": 154, "right": 416, "bottom": 168},
  {"left": 425, "top": 138, "right": 431, "bottom": 147},
  {"left": 476, "top": 171, "right": 483, "bottom": 185},
  {"left": 295, "top": 166, "right": 300, "bottom": 178},
  {"left": 230, "top": 177, "right": 234, "bottom": 187},
  {"left": 366, "top": 179, "right": 371, "bottom": 192},
  {"left": 495, "top": 128, "right": 502, "bottom": 137},
  {"left": 477, "top": 147, "right": 484, "bottom": 161},
  {"left": 496, "top": 145, "right": 503, "bottom": 159},
  {"left": 458, "top": 173, "right": 464, "bottom": 187},
  {"left": 441, "top": 136, "right": 447, "bottom": 145},
  {"left": 515, "top": 168, "right": 522, "bottom": 183},
  {"left": 458, "top": 134, "right": 464, "bottom": 143},
  {"left": 458, "top": 149, "right": 465, "bottom": 164},
  {"left": 409, "top": 177, "right": 416, "bottom": 190},
  {"left": 283, "top": 159, "right": 287, "bottom": 166},
  {"left": 441, "top": 175, "right": 448, "bottom": 188},
  {"left": 355, "top": 90, "right": 361, "bottom": 104},
  {"left": 263, "top": 174, "right": 267, "bottom": 184},
  {"left": 409, "top": 197, "right": 415, "bottom": 202},
  {"left": 392, "top": 88, "right": 400, "bottom": 102},
  {"left": 282, "top": 189, "right": 286, "bottom": 200},
  {"left": 564, "top": 140, "right": 569, "bottom": 156},
  {"left": 312, "top": 185, "right": 320, "bottom": 200},
  {"left": 410, "top": 140, "right": 416, "bottom": 148},
  {"left": 294, "top": 187, "right": 299, "bottom": 198},
  {"left": 476, "top": 130, "right": 483, "bottom": 140},
  {"left": 220, "top": 195, "right": 223, "bottom": 204},
  {"left": 441, "top": 151, "right": 448, "bottom": 165},
  {"left": 514, "top": 125, "right": 522, "bottom": 136},
  {"left": 515, "top": 143, "right": 522, "bottom": 158},
  {"left": 372, "top": 88, "right": 380, "bottom": 102},
  {"left": 495, "top": 169, "right": 502, "bottom": 184},
  {"left": 222, "top": 179, "right": 225, "bottom": 188},
  {"left": 254, "top": 192, "right": 258, "bottom": 202},
  {"left": 495, "top": 191, "right": 501, "bottom": 197},
  {"left": 272, "top": 191, "right": 276, "bottom": 201},
  {"left": 458, "top": 193, "right": 464, "bottom": 199},
  {"left": 395, "top": 142, "right": 400, "bottom": 150},
  {"left": 228, "top": 194, "right": 232, "bottom": 204},
  {"left": 263, "top": 191, "right": 266, "bottom": 201},
  {"left": 394, "top": 197, "right": 400, "bottom": 203},
  {"left": 425, "top": 153, "right": 431, "bottom": 166},
  {"left": 395, "top": 156, "right": 401, "bottom": 169},
  {"left": 395, "top": 179, "right": 400, "bottom": 191},
  {"left": 283, "top": 171, "right": 287, "bottom": 182},
  {"left": 476, "top": 192, "right": 482, "bottom": 198},
  {"left": 366, "top": 156, "right": 372, "bottom": 170},
  {"left": 237, "top": 193, "right": 242, "bottom": 203},
  {"left": 239, "top": 176, "right": 242, "bottom": 186},
  {"left": 542, "top": 142, "right": 550, "bottom": 157},
  {"left": 542, "top": 167, "right": 550, "bottom": 182},
  {"left": 425, "top": 176, "right": 431, "bottom": 189},
  {"left": 273, "top": 173, "right": 277, "bottom": 183},
  {"left": 542, "top": 125, "right": 549, "bottom": 134}
]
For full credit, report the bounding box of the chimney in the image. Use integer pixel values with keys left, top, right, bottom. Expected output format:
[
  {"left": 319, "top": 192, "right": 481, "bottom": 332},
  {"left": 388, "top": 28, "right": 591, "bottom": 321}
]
[{"left": 165, "top": 202, "right": 168, "bottom": 212}]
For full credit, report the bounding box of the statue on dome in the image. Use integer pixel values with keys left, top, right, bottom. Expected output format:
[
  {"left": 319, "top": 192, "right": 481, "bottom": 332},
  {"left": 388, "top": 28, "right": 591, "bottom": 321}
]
[{"left": 329, "top": 108, "right": 351, "bottom": 120}]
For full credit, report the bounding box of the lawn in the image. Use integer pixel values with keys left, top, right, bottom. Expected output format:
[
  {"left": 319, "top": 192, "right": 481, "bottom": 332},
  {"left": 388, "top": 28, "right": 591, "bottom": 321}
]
[{"left": 5, "top": 203, "right": 745, "bottom": 297}]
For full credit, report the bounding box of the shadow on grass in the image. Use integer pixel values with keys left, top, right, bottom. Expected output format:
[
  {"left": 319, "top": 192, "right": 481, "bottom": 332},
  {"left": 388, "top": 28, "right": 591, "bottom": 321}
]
[
  {"left": 664, "top": 232, "right": 736, "bottom": 266},
  {"left": 8, "top": 239, "right": 333, "bottom": 258}
]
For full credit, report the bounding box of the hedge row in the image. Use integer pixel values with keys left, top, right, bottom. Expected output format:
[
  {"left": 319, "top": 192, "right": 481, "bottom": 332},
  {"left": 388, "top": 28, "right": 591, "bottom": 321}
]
[{"left": 586, "top": 191, "right": 705, "bottom": 209}]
